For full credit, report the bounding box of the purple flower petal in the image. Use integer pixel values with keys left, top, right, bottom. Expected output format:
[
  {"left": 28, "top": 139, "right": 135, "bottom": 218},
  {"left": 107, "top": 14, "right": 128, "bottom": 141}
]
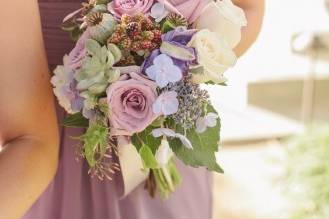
[
  {"left": 145, "top": 65, "right": 158, "bottom": 81},
  {"left": 146, "top": 54, "right": 182, "bottom": 88},
  {"left": 195, "top": 113, "right": 219, "bottom": 133},
  {"left": 152, "top": 128, "right": 193, "bottom": 149},
  {"left": 196, "top": 117, "right": 207, "bottom": 133},
  {"left": 153, "top": 91, "right": 179, "bottom": 116},
  {"left": 205, "top": 113, "right": 218, "bottom": 127}
]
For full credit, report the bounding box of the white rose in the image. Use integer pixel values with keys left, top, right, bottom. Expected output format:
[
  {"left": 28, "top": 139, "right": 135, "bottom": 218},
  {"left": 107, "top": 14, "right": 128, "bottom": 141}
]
[
  {"left": 188, "top": 29, "right": 237, "bottom": 84},
  {"left": 194, "top": 0, "right": 247, "bottom": 48}
]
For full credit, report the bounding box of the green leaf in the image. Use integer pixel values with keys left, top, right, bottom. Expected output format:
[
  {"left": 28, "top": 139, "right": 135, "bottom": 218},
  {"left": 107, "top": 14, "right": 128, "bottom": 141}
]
[
  {"left": 168, "top": 105, "right": 224, "bottom": 173},
  {"left": 204, "top": 80, "right": 228, "bottom": 86},
  {"left": 69, "top": 26, "right": 83, "bottom": 42},
  {"left": 62, "top": 113, "right": 89, "bottom": 128},
  {"left": 95, "top": 1, "right": 109, "bottom": 6},
  {"left": 131, "top": 126, "right": 162, "bottom": 153},
  {"left": 81, "top": 122, "right": 108, "bottom": 167},
  {"left": 139, "top": 144, "right": 158, "bottom": 169},
  {"left": 161, "top": 20, "right": 175, "bottom": 33},
  {"left": 150, "top": 117, "right": 165, "bottom": 127}
]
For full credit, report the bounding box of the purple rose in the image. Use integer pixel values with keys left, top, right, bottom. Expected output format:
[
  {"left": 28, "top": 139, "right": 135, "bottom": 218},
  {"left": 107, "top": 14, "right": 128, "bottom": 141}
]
[
  {"left": 106, "top": 71, "right": 158, "bottom": 136},
  {"left": 68, "top": 29, "right": 91, "bottom": 70},
  {"left": 158, "top": 0, "right": 211, "bottom": 23},
  {"left": 142, "top": 27, "right": 197, "bottom": 75},
  {"left": 108, "top": 0, "right": 154, "bottom": 19}
]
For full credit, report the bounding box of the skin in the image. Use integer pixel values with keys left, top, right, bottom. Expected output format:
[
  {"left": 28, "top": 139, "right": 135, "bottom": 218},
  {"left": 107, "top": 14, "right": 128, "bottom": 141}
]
[
  {"left": 0, "top": 0, "right": 59, "bottom": 219},
  {"left": 0, "top": 0, "right": 264, "bottom": 218},
  {"left": 233, "top": 0, "right": 265, "bottom": 56}
]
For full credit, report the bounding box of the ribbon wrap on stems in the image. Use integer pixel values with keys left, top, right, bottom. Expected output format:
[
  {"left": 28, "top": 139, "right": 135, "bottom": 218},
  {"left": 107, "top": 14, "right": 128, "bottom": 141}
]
[{"left": 117, "top": 136, "right": 149, "bottom": 197}]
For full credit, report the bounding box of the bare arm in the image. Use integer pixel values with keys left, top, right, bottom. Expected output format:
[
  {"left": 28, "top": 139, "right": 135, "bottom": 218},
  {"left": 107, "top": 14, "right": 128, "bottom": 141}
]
[
  {"left": 233, "top": 0, "right": 265, "bottom": 56},
  {"left": 0, "top": 1, "right": 59, "bottom": 218}
]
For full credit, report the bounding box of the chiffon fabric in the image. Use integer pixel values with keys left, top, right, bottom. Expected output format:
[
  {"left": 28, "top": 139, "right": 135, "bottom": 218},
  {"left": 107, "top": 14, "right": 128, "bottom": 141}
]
[{"left": 23, "top": 1, "right": 213, "bottom": 218}]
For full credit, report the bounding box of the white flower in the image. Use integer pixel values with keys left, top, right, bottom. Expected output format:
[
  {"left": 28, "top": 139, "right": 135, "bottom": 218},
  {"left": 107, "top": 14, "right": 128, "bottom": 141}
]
[
  {"left": 150, "top": 3, "right": 169, "bottom": 22},
  {"left": 188, "top": 29, "right": 237, "bottom": 84},
  {"left": 152, "top": 128, "right": 193, "bottom": 149},
  {"left": 51, "top": 55, "right": 83, "bottom": 114},
  {"left": 194, "top": 0, "right": 247, "bottom": 48},
  {"left": 196, "top": 113, "right": 218, "bottom": 133},
  {"left": 155, "top": 138, "right": 173, "bottom": 167}
]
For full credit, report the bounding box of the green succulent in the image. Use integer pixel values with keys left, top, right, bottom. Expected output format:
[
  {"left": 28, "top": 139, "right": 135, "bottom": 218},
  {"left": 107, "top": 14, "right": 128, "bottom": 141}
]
[{"left": 75, "top": 39, "right": 121, "bottom": 97}]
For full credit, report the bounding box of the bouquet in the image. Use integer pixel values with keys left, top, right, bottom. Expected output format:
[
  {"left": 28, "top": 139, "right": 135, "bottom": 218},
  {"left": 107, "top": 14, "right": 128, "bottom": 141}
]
[{"left": 51, "top": 0, "right": 247, "bottom": 198}]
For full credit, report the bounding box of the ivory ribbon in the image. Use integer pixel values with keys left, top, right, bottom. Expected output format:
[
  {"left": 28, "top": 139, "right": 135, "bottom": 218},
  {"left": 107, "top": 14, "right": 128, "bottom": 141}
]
[{"left": 117, "top": 136, "right": 149, "bottom": 197}]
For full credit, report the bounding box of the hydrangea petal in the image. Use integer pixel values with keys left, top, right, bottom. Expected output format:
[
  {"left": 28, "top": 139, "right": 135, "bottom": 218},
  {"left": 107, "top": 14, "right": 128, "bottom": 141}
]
[
  {"left": 205, "top": 112, "right": 218, "bottom": 127},
  {"left": 153, "top": 91, "right": 179, "bottom": 116},
  {"left": 196, "top": 117, "right": 207, "bottom": 133},
  {"left": 195, "top": 113, "right": 219, "bottom": 133},
  {"left": 175, "top": 133, "right": 193, "bottom": 149},
  {"left": 152, "top": 128, "right": 193, "bottom": 149},
  {"left": 152, "top": 128, "right": 176, "bottom": 138},
  {"left": 166, "top": 65, "right": 183, "bottom": 83},
  {"left": 153, "top": 53, "right": 173, "bottom": 66},
  {"left": 145, "top": 65, "right": 159, "bottom": 81}
]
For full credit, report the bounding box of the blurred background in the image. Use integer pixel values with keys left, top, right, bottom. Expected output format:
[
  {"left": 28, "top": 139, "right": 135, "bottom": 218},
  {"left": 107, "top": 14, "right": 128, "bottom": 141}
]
[{"left": 209, "top": 0, "right": 329, "bottom": 218}]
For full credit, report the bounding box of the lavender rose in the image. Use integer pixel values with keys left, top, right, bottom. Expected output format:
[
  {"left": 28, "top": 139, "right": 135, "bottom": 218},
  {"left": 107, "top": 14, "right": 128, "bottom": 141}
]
[
  {"left": 158, "top": 0, "right": 211, "bottom": 23},
  {"left": 68, "top": 29, "right": 91, "bottom": 70},
  {"left": 106, "top": 71, "right": 158, "bottom": 136},
  {"left": 108, "top": 0, "right": 154, "bottom": 18}
]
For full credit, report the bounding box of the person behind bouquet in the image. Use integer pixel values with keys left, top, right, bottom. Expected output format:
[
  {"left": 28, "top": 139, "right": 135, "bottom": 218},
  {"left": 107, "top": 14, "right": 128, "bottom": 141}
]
[{"left": 0, "top": 0, "right": 264, "bottom": 218}]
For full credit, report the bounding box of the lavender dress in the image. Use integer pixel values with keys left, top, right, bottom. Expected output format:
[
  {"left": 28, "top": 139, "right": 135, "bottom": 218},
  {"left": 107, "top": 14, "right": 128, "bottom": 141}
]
[{"left": 23, "top": 1, "right": 213, "bottom": 218}]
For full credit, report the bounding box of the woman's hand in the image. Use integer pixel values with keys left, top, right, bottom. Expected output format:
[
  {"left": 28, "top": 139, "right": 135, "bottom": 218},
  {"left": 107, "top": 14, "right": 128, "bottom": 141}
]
[
  {"left": 0, "top": 0, "right": 59, "bottom": 218},
  {"left": 233, "top": 0, "right": 265, "bottom": 56}
]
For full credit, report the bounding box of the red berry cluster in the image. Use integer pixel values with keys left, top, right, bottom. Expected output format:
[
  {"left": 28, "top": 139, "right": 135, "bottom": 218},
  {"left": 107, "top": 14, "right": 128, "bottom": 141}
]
[{"left": 108, "top": 14, "right": 162, "bottom": 53}]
